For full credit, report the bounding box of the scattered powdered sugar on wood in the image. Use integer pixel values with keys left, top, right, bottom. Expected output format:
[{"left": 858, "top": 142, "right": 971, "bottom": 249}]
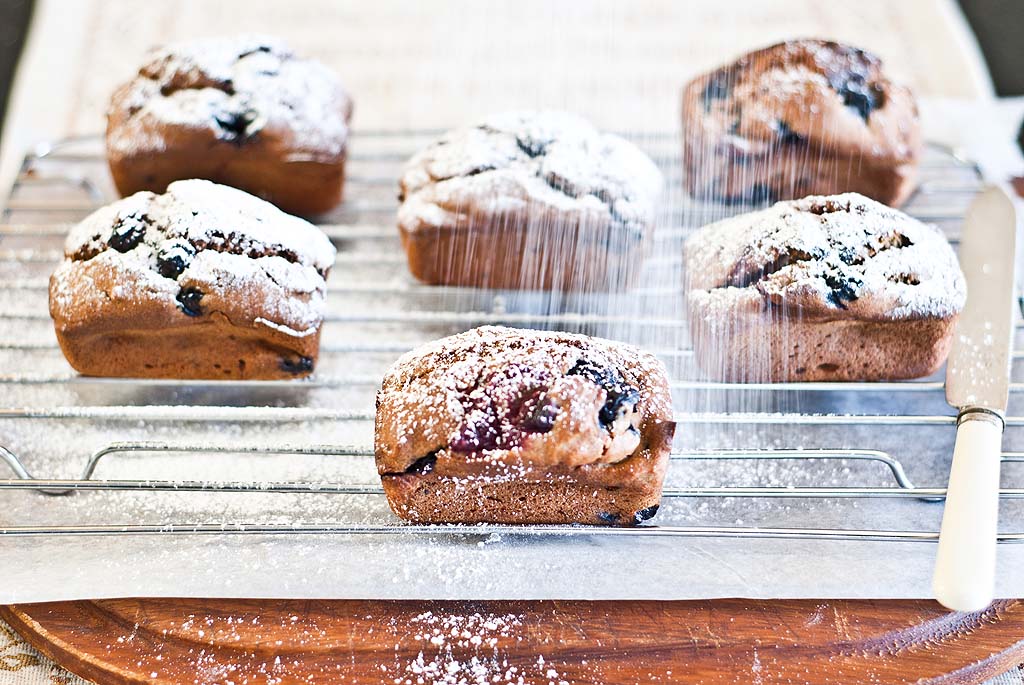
[{"left": 380, "top": 611, "right": 574, "bottom": 685}]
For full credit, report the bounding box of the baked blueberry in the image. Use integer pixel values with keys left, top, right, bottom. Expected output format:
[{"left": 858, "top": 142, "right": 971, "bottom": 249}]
[
  {"left": 213, "top": 107, "right": 265, "bottom": 144},
  {"left": 823, "top": 272, "right": 862, "bottom": 309},
  {"left": 701, "top": 69, "right": 735, "bottom": 111},
  {"left": 279, "top": 355, "right": 314, "bottom": 375},
  {"left": 633, "top": 505, "right": 660, "bottom": 523},
  {"left": 821, "top": 45, "right": 886, "bottom": 122},
  {"left": 107, "top": 215, "right": 147, "bottom": 252},
  {"left": 514, "top": 135, "right": 548, "bottom": 158},
  {"left": 156, "top": 242, "right": 194, "bottom": 279},
  {"left": 774, "top": 121, "right": 806, "bottom": 145},
  {"left": 175, "top": 287, "right": 204, "bottom": 317},
  {"left": 450, "top": 365, "right": 555, "bottom": 453},
  {"left": 566, "top": 358, "right": 641, "bottom": 429}
]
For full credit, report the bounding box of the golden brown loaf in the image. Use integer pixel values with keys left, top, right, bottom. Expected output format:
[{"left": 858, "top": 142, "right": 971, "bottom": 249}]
[
  {"left": 50, "top": 180, "right": 336, "bottom": 379},
  {"left": 682, "top": 39, "right": 921, "bottom": 206},
  {"left": 684, "top": 193, "right": 965, "bottom": 382},
  {"left": 397, "top": 111, "right": 663, "bottom": 291},
  {"left": 106, "top": 35, "right": 353, "bottom": 216},
  {"left": 375, "top": 326, "right": 676, "bottom": 524}
]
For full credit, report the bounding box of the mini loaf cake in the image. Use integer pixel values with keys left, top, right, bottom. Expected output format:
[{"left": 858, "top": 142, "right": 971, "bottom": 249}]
[
  {"left": 375, "top": 326, "right": 676, "bottom": 525},
  {"left": 107, "top": 35, "right": 353, "bottom": 216},
  {"left": 684, "top": 193, "right": 966, "bottom": 382},
  {"left": 50, "top": 179, "right": 336, "bottom": 379},
  {"left": 682, "top": 39, "right": 921, "bottom": 206},
  {"left": 397, "top": 111, "right": 664, "bottom": 291}
]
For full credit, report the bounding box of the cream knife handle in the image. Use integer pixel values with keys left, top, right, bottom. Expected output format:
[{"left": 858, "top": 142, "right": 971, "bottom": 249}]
[{"left": 933, "top": 411, "right": 1004, "bottom": 612}]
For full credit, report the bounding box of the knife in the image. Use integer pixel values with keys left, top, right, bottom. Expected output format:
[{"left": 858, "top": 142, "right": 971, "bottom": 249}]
[{"left": 933, "top": 185, "right": 1018, "bottom": 612}]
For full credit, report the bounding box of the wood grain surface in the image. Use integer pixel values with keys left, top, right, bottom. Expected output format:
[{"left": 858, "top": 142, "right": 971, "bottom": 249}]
[{"left": 3, "top": 599, "right": 1024, "bottom": 684}]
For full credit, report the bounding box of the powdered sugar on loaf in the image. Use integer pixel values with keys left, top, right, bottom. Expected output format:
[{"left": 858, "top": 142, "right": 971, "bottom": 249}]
[
  {"left": 398, "top": 111, "right": 663, "bottom": 237},
  {"left": 685, "top": 192, "right": 966, "bottom": 321},
  {"left": 107, "top": 35, "right": 351, "bottom": 159},
  {"left": 53, "top": 179, "right": 336, "bottom": 336}
]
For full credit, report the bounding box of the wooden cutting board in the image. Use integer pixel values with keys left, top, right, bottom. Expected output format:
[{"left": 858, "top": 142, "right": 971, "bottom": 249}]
[{"left": 3, "top": 599, "right": 1024, "bottom": 684}]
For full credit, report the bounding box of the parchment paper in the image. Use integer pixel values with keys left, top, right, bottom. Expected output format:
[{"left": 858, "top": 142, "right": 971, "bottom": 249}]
[
  {"left": 1, "top": 0, "right": 1024, "bottom": 605},
  {"left": 1, "top": 251, "right": 1023, "bottom": 602}
]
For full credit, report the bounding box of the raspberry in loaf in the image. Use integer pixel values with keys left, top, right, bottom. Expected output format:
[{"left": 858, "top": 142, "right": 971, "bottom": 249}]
[
  {"left": 106, "top": 35, "right": 352, "bottom": 216},
  {"left": 684, "top": 193, "right": 965, "bottom": 382},
  {"left": 49, "top": 180, "right": 336, "bottom": 379},
  {"left": 397, "top": 111, "right": 663, "bottom": 291},
  {"left": 375, "top": 326, "right": 676, "bottom": 525},
  {"left": 682, "top": 39, "right": 921, "bottom": 206}
]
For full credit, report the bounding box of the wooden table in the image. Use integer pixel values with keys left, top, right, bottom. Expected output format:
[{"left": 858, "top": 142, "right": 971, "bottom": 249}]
[{"left": 4, "top": 599, "right": 1024, "bottom": 684}]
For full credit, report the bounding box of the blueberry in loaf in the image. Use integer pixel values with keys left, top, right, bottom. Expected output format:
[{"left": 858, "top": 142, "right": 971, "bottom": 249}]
[
  {"left": 106, "top": 35, "right": 353, "bottom": 216},
  {"left": 49, "top": 180, "right": 336, "bottom": 379},
  {"left": 397, "top": 111, "right": 664, "bottom": 291},
  {"left": 375, "top": 326, "right": 676, "bottom": 524},
  {"left": 684, "top": 193, "right": 966, "bottom": 382},
  {"left": 682, "top": 39, "right": 921, "bottom": 206}
]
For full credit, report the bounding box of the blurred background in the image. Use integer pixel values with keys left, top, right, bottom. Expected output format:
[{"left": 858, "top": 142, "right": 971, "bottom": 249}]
[
  {"left": 958, "top": 0, "right": 1024, "bottom": 96},
  {"left": 0, "top": 0, "right": 1022, "bottom": 144},
  {"left": 0, "top": 0, "right": 31, "bottom": 140},
  {"left": 0, "top": 0, "right": 1022, "bottom": 209}
]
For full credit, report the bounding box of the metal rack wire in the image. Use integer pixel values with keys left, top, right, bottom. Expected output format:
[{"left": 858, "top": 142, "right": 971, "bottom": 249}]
[{"left": 0, "top": 131, "right": 1021, "bottom": 544}]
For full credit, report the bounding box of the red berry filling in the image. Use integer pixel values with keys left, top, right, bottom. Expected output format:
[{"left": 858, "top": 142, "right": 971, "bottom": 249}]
[{"left": 450, "top": 364, "right": 557, "bottom": 453}]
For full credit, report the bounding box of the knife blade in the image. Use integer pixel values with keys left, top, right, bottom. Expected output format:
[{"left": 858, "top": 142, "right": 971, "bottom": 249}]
[{"left": 933, "top": 185, "right": 1018, "bottom": 612}]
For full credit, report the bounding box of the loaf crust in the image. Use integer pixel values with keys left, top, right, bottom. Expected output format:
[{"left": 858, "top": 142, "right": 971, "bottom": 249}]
[
  {"left": 106, "top": 35, "right": 353, "bottom": 216},
  {"left": 49, "top": 180, "right": 336, "bottom": 379},
  {"left": 684, "top": 193, "right": 965, "bottom": 382},
  {"left": 682, "top": 39, "right": 921, "bottom": 206},
  {"left": 397, "top": 111, "right": 663, "bottom": 291},
  {"left": 375, "top": 326, "right": 676, "bottom": 524}
]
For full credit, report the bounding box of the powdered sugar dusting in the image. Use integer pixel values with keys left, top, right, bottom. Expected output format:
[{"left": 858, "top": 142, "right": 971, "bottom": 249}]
[
  {"left": 398, "top": 111, "right": 663, "bottom": 236},
  {"left": 685, "top": 192, "right": 966, "bottom": 320},
  {"left": 253, "top": 316, "right": 318, "bottom": 338},
  {"left": 694, "top": 38, "right": 914, "bottom": 153},
  {"left": 65, "top": 180, "right": 334, "bottom": 268},
  {"left": 375, "top": 326, "right": 673, "bottom": 476},
  {"left": 107, "top": 34, "right": 351, "bottom": 158},
  {"left": 379, "top": 611, "right": 573, "bottom": 685},
  {"left": 683, "top": 39, "right": 921, "bottom": 204},
  {"left": 52, "top": 180, "right": 336, "bottom": 333}
]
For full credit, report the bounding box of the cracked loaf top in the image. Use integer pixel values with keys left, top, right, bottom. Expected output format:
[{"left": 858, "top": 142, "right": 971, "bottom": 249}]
[
  {"left": 397, "top": 111, "right": 664, "bottom": 238},
  {"left": 50, "top": 180, "right": 336, "bottom": 337},
  {"left": 684, "top": 193, "right": 966, "bottom": 322},
  {"left": 107, "top": 35, "right": 352, "bottom": 160},
  {"left": 375, "top": 326, "right": 674, "bottom": 480},
  {"left": 684, "top": 39, "right": 919, "bottom": 161}
]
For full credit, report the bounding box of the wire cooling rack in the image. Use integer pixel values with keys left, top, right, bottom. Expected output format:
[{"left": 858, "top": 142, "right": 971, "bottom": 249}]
[{"left": 0, "top": 131, "right": 1022, "bottom": 545}]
